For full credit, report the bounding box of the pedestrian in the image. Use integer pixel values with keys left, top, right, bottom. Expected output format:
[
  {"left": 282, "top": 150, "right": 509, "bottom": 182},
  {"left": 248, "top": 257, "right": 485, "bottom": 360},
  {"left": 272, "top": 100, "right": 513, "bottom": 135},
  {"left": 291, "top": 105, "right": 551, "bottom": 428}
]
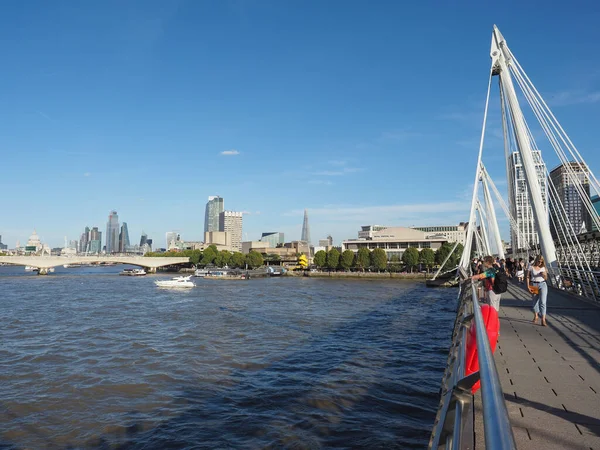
[
  {"left": 516, "top": 258, "right": 525, "bottom": 283},
  {"left": 505, "top": 257, "right": 514, "bottom": 278},
  {"left": 527, "top": 255, "right": 548, "bottom": 326},
  {"left": 471, "top": 255, "right": 502, "bottom": 311}
]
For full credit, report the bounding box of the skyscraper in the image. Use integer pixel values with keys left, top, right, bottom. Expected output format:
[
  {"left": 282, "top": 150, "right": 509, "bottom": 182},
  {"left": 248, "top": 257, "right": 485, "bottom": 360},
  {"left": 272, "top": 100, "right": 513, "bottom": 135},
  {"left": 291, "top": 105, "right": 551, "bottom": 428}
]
[
  {"left": 89, "top": 227, "right": 102, "bottom": 254},
  {"left": 140, "top": 232, "right": 148, "bottom": 247},
  {"left": 301, "top": 209, "right": 311, "bottom": 244},
  {"left": 549, "top": 162, "right": 592, "bottom": 238},
  {"left": 119, "top": 222, "right": 130, "bottom": 253},
  {"left": 79, "top": 226, "right": 90, "bottom": 253},
  {"left": 219, "top": 211, "right": 243, "bottom": 252},
  {"left": 166, "top": 231, "right": 178, "bottom": 250},
  {"left": 507, "top": 151, "right": 547, "bottom": 251},
  {"left": 105, "top": 210, "right": 120, "bottom": 254},
  {"left": 260, "top": 232, "right": 284, "bottom": 248},
  {"left": 205, "top": 196, "right": 224, "bottom": 233}
]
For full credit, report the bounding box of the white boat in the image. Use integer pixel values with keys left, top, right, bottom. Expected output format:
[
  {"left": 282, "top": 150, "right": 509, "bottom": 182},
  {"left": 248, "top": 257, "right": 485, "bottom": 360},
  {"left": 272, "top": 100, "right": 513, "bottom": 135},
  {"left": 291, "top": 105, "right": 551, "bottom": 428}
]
[
  {"left": 24, "top": 266, "right": 38, "bottom": 272},
  {"left": 194, "top": 269, "right": 209, "bottom": 277},
  {"left": 154, "top": 275, "right": 195, "bottom": 288},
  {"left": 120, "top": 268, "right": 147, "bottom": 276}
]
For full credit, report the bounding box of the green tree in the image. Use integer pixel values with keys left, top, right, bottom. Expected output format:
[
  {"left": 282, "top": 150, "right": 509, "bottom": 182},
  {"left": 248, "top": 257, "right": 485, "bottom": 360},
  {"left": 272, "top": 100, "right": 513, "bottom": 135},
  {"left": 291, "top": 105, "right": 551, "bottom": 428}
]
[
  {"left": 389, "top": 254, "right": 401, "bottom": 272},
  {"left": 231, "top": 252, "right": 246, "bottom": 268},
  {"left": 220, "top": 250, "right": 232, "bottom": 267},
  {"left": 326, "top": 248, "right": 340, "bottom": 270},
  {"left": 214, "top": 251, "right": 225, "bottom": 267},
  {"left": 201, "top": 246, "right": 217, "bottom": 265},
  {"left": 371, "top": 248, "right": 388, "bottom": 272},
  {"left": 450, "top": 243, "right": 464, "bottom": 268},
  {"left": 340, "top": 250, "right": 355, "bottom": 271},
  {"left": 419, "top": 248, "right": 435, "bottom": 273},
  {"left": 313, "top": 250, "right": 327, "bottom": 269},
  {"left": 246, "top": 251, "right": 264, "bottom": 269},
  {"left": 435, "top": 243, "right": 463, "bottom": 271},
  {"left": 189, "top": 249, "right": 202, "bottom": 265},
  {"left": 402, "top": 247, "right": 420, "bottom": 273},
  {"left": 355, "top": 248, "right": 371, "bottom": 271}
]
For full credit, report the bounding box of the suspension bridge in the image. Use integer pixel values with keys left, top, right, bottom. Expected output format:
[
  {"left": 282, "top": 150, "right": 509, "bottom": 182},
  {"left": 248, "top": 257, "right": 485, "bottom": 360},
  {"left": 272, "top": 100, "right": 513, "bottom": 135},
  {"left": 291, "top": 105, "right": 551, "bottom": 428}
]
[{"left": 430, "top": 26, "right": 600, "bottom": 449}]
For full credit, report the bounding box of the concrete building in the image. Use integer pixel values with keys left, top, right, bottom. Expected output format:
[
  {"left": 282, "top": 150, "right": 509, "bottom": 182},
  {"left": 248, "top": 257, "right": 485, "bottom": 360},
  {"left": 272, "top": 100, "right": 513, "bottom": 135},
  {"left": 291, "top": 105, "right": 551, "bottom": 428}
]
[
  {"left": 204, "top": 231, "right": 233, "bottom": 251},
  {"left": 411, "top": 223, "right": 468, "bottom": 245},
  {"left": 219, "top": 211, "right": 243, "bottom": 252},
  {"left": 342, "top": 226, "right": 448, "bottom": 260},
  {"left": 318, "top": 235, "right": 333, "bottom": 247},
  {"left": 507, "top": 150, "right": 547, "bottom": 251},
  {"left": 242, "top": 240, "right": 309, "bottom": 266},
  {"left": 105, "top": 211, "right": 120, "bottom": 254},
  {"left": 205, "top": 196, "right": 224, "bottom": 233},
  {"left": 358, "top": 225, "right": 388, "bottom": 239},
  {"left": 549, "top": 162, "right": 592, "bottom": 237},
  {"left": 260, "top": 232, "right": 284, "bottom": 248},
  {"left": 166, "top": 231, "right": 179, "bottom": 250},
  {"left": 242, "top": 241, "right": 265, "bottom": 254}
]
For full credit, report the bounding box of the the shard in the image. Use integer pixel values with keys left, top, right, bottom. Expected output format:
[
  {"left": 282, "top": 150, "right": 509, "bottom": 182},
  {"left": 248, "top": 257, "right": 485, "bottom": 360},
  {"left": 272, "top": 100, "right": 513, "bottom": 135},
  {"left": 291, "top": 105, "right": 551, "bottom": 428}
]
[{"left": 301, "top": 209, "right": 311, "bottom": 244}]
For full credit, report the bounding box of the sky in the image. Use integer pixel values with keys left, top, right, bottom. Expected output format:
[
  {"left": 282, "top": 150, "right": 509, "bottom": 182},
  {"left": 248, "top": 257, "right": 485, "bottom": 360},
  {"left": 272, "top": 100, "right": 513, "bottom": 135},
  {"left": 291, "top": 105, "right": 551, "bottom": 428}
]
[{"left": 2, "top": 0, "right": 600, "bottom": 249}]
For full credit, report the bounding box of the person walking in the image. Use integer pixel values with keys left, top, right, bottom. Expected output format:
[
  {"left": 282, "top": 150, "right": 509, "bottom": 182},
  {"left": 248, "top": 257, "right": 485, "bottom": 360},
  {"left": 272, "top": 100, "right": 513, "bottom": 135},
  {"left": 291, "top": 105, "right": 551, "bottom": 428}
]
[
  {"left": 471, "top": 255, "right": 502, "bottom": 311},
  {"left": 516, "top": 258, "right": 525, "bottom": 283},
  {"left": 527, "top": 255, "right": 548, "bottom": 326}
]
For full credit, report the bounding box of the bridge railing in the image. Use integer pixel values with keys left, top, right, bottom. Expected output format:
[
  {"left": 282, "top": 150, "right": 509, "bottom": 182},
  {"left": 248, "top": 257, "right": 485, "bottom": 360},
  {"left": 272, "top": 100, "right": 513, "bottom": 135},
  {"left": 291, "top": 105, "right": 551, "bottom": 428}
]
[{"left": 429, "top": 272, "right": 516, "bottom": 449}]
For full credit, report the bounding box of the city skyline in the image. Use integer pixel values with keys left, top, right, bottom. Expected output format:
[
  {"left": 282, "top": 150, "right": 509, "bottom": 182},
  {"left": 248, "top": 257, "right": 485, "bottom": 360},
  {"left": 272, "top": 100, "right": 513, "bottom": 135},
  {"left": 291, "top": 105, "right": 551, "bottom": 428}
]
[{"left": 2, "top": 3, "right": 600, "bottom": 248}]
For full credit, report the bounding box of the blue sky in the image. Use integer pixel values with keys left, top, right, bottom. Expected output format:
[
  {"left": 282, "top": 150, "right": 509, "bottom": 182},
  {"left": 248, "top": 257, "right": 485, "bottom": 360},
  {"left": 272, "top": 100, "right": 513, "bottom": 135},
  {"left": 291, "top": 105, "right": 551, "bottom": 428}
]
[{"left": 2, "top": 0, "right": 600, "bottom": 248}]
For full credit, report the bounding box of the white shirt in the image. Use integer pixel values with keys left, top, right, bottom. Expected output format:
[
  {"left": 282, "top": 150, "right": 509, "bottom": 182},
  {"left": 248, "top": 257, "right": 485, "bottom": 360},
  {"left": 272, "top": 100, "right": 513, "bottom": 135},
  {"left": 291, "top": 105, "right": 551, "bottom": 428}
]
[{"left": 529, "top": 266, "right": 546, "bottom": 283}]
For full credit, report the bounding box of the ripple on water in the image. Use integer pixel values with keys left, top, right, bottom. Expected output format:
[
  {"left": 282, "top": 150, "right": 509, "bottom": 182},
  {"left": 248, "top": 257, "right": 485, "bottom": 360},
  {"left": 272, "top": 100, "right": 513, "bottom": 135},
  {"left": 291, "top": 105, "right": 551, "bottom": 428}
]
[{"left": 0, "top": 268, "right": 456, "bottom": 449}]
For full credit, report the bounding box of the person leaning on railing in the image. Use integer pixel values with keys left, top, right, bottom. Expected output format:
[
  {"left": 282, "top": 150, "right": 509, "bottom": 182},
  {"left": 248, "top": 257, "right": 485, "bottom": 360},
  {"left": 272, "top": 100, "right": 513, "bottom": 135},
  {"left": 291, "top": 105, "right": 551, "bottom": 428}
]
[
  {"left": 527, "top": 254, "right": 548, "bottom": 326},
  {"left": 471, "top": 255, "right": 501, "bottom": 311}
]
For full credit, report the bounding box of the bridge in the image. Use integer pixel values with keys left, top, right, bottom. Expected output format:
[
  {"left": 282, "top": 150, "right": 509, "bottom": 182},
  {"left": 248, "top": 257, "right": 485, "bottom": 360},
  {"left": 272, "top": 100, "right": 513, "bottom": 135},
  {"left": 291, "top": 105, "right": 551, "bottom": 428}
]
[
  {"left": 0, "top": 256, "right": 190, "bottom": 274},
  {"left": 430, "top": 26, "right": 600, "bottom": 449}
]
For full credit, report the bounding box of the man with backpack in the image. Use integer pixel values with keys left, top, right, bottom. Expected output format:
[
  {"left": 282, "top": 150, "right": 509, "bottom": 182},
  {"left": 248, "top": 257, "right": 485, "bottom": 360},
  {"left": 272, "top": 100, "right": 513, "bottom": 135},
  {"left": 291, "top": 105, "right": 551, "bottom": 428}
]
[{"left": 471, "top": 255, "right": 508, "bottom": 311}]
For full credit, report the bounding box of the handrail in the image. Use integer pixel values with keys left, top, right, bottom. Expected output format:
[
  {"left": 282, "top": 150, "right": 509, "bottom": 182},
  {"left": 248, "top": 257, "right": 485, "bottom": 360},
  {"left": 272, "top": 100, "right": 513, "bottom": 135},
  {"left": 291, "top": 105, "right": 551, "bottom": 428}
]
[
  {"left": 470, "top": 284, "right": 517, "bottom": 449},
  {"left": 428, "top": 278, "right": 517, "bottom": 449}
]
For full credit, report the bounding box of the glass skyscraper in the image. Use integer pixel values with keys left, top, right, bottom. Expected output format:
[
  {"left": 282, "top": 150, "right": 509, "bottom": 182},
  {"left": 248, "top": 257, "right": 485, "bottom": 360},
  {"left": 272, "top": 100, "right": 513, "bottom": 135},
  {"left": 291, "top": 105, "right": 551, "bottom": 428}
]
[
  {"left": 105, "top": 210, "right": 120, "bottom": 254},
  {"left": 119, "top": 222, "right": 130, "bottom": 253},
  {"left": 205, "top": 196, "right": 224, "bottom": 233}
]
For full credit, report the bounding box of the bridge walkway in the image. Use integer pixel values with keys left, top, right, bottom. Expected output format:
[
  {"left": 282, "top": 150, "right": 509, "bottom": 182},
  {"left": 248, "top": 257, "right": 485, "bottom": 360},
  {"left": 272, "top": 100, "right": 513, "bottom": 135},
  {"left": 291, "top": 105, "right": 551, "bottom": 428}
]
[{"left": 474, "top": 282, "right": 600, "bottom": 449}]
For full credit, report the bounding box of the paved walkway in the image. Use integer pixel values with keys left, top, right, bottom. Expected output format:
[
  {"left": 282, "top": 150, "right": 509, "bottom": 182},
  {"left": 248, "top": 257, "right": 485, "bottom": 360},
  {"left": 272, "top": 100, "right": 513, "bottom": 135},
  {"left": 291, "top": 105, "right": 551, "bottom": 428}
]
[{"left": 474, "top": 282, "right": 600, "bottom": 449}]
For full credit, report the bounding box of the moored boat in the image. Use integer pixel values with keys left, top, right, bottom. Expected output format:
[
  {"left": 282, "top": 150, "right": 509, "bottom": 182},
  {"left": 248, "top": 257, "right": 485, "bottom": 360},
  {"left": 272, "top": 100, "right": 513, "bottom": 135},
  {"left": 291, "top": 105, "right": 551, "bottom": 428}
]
[
  {"left": 154, "top": 275, "right": 195, "bottom": 288},
  {"left": 120, "top": 268, "right": 147, "bottom": 276}
]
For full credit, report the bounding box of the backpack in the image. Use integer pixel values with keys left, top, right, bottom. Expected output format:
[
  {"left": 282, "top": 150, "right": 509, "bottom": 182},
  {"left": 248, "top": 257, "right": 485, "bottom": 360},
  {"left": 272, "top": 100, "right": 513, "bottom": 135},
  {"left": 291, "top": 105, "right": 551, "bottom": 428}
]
[{"left": 493, "top": 268, "right": 508, "bottom": 294}]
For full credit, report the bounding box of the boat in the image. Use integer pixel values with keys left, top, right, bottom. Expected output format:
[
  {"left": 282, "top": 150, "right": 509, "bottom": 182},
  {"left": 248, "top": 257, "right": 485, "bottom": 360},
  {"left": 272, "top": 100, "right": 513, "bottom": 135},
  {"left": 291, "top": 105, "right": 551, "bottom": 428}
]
[
  {"left": 194, "top": 269, "right": 209, "bottom": 277},
  {"left": 24, "top": 266, "right": 38, "bottom": 272},
  {"left": 154, "top": 275, "right": 195, "bottom": 288},
  {"left": 120, "top": 268, "right": 147, "bottom": 276}
]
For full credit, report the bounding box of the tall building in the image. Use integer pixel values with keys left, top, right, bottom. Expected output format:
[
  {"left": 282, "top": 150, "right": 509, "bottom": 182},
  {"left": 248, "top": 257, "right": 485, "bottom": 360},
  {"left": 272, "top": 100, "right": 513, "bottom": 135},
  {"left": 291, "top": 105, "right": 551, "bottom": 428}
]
[
  {"left": 119, "top": 222, "right": 130, "bottom": 252},
  {"left": 260, "top": 232, "right": 284, "bottom": 248},
  {"left": 166, "top": 231, "right": 179, "bottom": 249},
  {"left": 205, "top": 196, "right": 224, "bottom": 233},
  {"left": 0, "top": 235, "right": 8, "bottom": 250},
  {"left": 219, "top": 211, "right": 243, "bottom": 252},
  {"left": 301, "top": 209, "right": 311, "bottom": 244},
  {"left": 89, "top": 227, "right": 102, "bottom": 253},
  {"left": 79, "top": 226, "right": 90, "bottom": 253},
  {"left": 318, "top": 235, "right": 333, "bottom": 247},
  {"left": 549, "top": 162, "right": 591, "bottom": 238},
  {"left": 140, "top": 232, "right": 148, "bottom": 247},
  {"left": 507, "top": 151, "right": 547, "bottom": 251},
  {"left": 105, "top": 210, "right": 120, "bottom": 254}
]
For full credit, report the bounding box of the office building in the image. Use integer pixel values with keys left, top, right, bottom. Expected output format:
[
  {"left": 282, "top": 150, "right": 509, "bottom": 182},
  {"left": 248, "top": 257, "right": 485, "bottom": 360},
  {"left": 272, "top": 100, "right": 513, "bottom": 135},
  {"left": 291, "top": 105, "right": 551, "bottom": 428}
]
[
  {"left": 549, "top": 162, "right": 592, "bottom": 238},
  {"left": 166, "top": 231, "right": 179, "bottom": 250},
  {"left": 342, "top": 227, "right": 448, "bottom": 260},
  {"left": 205, "top": 196, "right": 224, "bottom": 233},
  {"left": 89, "top": 227, "right": 102, "bottom": 254},
  {"left": 261, "top": 232, "right": 284, "bottom": 248},
  {"left": 140, "top": 232, "right": 148, "bottom": 247},
  {"left": 105, "top": 211, "right": 120, "bottom": 254},
  {"left": 301, "top": 209, "right": 311, "bottom": 244},
  {"left": 79, "top": 226, "right": 90, "bottom": 253},
  {"left": 219, "top": 211, "right": 243, "bottom": 252},
  {"left": 412, "top": 223, "right": 468, "bottom": 245},
  {"left": 0, "top": 235, "right": 7, "bottom": 250},
  {"left": 119, "top": 222, "right": 130, "bottom": 252},
  {"left": 507, "top": 150, "right": 547, "bottom": 251},
  {"left": 318, "top": 235, "right": 333, "bottom": 247}
]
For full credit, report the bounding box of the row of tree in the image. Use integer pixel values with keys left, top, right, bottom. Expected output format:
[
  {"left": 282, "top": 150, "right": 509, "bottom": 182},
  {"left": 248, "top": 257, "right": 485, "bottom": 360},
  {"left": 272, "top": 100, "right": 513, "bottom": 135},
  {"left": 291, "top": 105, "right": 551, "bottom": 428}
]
[
  {"left": 145, "top": 246, "right": 265, "bottom": 269},
  {"left": 312, "top": 243, "right": 464, "bottom": 272}
]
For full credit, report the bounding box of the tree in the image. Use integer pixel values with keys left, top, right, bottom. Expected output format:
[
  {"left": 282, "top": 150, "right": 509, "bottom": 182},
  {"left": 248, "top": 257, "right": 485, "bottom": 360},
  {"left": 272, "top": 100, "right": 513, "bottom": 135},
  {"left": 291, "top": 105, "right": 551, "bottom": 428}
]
[
  {"left": 220, "top": 250, "right": 232, "bottom": 267},
  {"left": 419, "top": 248, "right": 435, "bottom": 273},
  {"left": 326, "top": 248, "right": 340, "bottom": 270},
  {"left": 435, "top": 243, "right": 463, "bottom": 271},
  {"left": 313, "top": 250, "right": 327, "bottom": 269},
  {"left": 340, "top": 250, "right": 355, "bottom": 271},
  {"left": 355, "top": 248, "right": 371, "bottom": 271},
  {"left": 231, "top": 252, "right": 246, "bottom": 268},
  {"left": 189, "top": 249, "right": 202, "bottom": 265},
  {"left": 450, "top": 243, "right": 464, "bottom": 268},
  {"left": 246, "top": 251, "right": 264, "bottom": 269},
  {"left": 389, "top": 254, "right": 401, "bottom": 273},
  {"left": 371, "top": 248, "right": 388, "bottom": 272},
  {"left": 201, "top": 246, "right": 217, "bottom": 265},
  {"left": 402, "top": 247, "right": 420, "bottom": 273}
]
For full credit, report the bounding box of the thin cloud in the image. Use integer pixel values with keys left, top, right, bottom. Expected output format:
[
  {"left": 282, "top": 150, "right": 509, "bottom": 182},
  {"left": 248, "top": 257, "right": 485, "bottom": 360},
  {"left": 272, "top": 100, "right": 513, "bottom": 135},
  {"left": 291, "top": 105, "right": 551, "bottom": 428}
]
[
  {"left": 36, "top": 110, "right": 53, "bottom": 121},
  {"left": 312, "top": 167, "right": 361, "bottom": 176},
  {"left": 547, "top": 90, "right": 600, "bottom": 107},
  {"left": 309, "top": 180, "right": 334, "bottom": 185},
  {"left": 83, "top": 172, "right": 91, "bottom": 177},
  {"left": 221, "top": 149, "right": 240, "bottom": 156}
]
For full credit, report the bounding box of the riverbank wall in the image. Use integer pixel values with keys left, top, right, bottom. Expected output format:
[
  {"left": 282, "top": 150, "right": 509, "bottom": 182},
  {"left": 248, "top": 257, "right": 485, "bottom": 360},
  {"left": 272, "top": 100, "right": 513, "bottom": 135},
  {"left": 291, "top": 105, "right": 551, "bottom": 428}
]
[{"left": 287, "top": 271, "right": 428, "bottom": 280}]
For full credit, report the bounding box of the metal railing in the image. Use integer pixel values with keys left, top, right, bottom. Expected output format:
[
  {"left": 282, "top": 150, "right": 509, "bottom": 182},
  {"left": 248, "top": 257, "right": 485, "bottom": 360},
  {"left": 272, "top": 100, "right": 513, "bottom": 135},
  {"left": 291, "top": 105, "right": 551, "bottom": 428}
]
[{"left": 429, "top": 275, "right": 517, "bottom": 449}]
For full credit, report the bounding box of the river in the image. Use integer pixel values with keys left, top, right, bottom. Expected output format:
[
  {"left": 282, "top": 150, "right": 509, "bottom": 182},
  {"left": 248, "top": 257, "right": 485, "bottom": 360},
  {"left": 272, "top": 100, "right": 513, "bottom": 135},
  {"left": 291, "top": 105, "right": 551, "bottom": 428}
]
[{"left": 0, "top": 265, "right": 456, "bottom": 449}]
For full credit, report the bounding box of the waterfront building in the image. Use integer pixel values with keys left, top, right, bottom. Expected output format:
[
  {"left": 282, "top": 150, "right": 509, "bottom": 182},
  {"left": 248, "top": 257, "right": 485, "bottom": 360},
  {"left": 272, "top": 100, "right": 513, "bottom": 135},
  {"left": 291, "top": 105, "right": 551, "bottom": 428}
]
[
  {"left": 549, "top": 162, "right": 592, "bottom": 238},
  {"left": 507, "top": 150, "right": 547, "bottom": 251},
  {"left": 342, "top": 227, "right": 448, "bottom": 260},
  {"left": 166, "top": 231, "right": 180, "bottom": 250},
  {"left": 358, "top": 225, "right": 389, "bottom": 239},
  {"left": 105, "top": 211, "right": 120, "bottom": 254},
  {"left": 119, "top": 222, "right": 130, "bottom": 252},
  {"left": 243, "top": 240, "right": 310, "bottom": 266},
  {"left": 301, "top": 209, "right": 311, "bottom": 244},
  {"left": 411, "top": 223, "right": 468, "bottom": 245},
  {"left": 219, "top": 211, "right": 243, "bottom": 252},
  {"left": 205, "top": 231, "right": 232, "bottom": 250},
  {"left": 205, "top": 196, "right": 224, "bottom": 233},
  {"left": 140, "top": 232, "right": 148, "bottom": 247},
  {"left": 260, "top": 232, "right": 284, "bottom": 248},
  {"left": 0, "top": 235, "right": 7, "bottom": 251}
]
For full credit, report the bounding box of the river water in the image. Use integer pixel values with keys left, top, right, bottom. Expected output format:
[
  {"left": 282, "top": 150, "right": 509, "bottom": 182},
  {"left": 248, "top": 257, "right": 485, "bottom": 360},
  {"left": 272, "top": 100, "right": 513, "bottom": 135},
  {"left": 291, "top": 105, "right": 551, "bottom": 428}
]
[{"left": 0, "top": 266, "right": 457, "bottom": 449}]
